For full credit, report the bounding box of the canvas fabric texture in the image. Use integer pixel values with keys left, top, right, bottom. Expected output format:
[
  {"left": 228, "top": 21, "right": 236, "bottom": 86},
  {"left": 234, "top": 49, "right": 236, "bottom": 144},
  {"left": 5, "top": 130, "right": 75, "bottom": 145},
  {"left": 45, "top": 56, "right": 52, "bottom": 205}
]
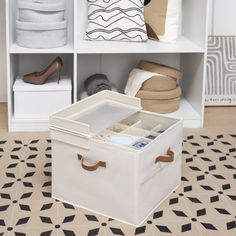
[
  {"left": 141, "top": 75, "right": 177, "bottom": 91},
  {"left": 138, "top": 60, "right": 182, "bottom": 80},
  {"left": 144, "top": 0, "right": 182, "bottom": 42},
  {"left": 144, "top": 0, "right": 168, "bottom": 38},
  {"left": 136, "top": 85, "right": 181, "bottom": 100},
  {"left": 84, "top": 0, "right": 148, "bottom": 42},
  {"left": 158, "top": 0, "right": 182, "bottom": 43},
  {"left": 140, "top": 97, "right": 180, "bottom": 113},
  {"left": 124, "top": 68, "right": 163, "bottom": 96},
  {"left": 134, "top": 60, "right": 182, "bottom": 113}
]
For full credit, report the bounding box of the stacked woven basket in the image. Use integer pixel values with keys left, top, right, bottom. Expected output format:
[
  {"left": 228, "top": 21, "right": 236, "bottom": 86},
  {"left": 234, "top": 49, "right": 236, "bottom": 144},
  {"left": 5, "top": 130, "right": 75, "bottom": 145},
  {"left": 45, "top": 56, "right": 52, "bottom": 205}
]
[
  {"left": 136, "top": 61, "right": 182, "bottom": 113},
  {"left": 16, "top": 0, "right": 67, "bottom": 49}
]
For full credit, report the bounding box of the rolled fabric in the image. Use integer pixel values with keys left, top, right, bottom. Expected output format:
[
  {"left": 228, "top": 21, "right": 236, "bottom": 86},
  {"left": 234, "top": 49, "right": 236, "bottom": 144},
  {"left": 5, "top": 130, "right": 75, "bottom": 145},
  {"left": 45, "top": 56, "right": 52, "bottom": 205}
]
[
  {"left": 80, "top": 83, "right": 118, "bottom": 100},
  {"left": 84, "top": 74, "right": 112, "bottom": 96}
]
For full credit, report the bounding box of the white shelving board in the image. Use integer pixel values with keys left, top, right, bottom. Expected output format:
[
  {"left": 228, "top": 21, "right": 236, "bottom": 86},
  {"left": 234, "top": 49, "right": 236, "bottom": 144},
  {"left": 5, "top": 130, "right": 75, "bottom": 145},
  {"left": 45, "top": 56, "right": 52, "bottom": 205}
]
[
  {"left": 10, "top": 43, "right": 74, "bottom": 54},
  {"left": 78, "top": 37, "right": 204, "bottom": 54},
  {"left": 6, "top": 0, "right": 209, "bottom": 131},
  {"left": 78, "top": 36, "right": 204, "bottom": 54}
]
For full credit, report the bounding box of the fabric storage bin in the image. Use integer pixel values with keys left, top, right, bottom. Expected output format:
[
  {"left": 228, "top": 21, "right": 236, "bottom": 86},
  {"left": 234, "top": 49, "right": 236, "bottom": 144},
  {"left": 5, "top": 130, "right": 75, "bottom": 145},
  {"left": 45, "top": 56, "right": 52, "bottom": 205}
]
[
  {"left": 16, "top": 20, "right": 67, "bottom": 49},
  {"left": 18, "top": 1, "right": 65, "bottom": 22},
  {"left": 140, "top": 97, "right": 181, "bottom": 113},
  {"left": 136, "top": 86, "right": 182, "bottom": 113},
  {"left": 13, "top": 76, "right": 71, "bottom": 119},
  {"left": 140, "top": 74, "right": 177, "bottom": 91},
  {"left": 137, "top": 86, "right": 182, "bottom": 100},
  {"left": 18, "top": 0, "right": 65, "bottom": 4},
  {"left": 50, "top": 91, "right": 183, "bottom": 226},
  {"left": 138, "top": 60, "right": 182, "bottom": 91}
]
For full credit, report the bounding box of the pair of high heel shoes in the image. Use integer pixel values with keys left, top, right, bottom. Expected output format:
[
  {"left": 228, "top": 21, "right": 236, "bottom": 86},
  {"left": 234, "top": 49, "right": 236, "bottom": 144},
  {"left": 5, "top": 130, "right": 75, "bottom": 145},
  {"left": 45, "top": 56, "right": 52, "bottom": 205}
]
[{"left": 23, "top": 57, "right": 63, "bottom": 85}]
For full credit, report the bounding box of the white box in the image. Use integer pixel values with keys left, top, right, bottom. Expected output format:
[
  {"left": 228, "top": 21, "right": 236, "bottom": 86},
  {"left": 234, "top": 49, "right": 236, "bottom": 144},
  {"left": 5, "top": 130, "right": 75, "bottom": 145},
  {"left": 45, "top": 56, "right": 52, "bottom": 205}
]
[
  {"left": 13, "top": 76, "right": 71, "bottom": 119},
  {"left": 50, "top": 91, "right": 183, "bottom": 226}
]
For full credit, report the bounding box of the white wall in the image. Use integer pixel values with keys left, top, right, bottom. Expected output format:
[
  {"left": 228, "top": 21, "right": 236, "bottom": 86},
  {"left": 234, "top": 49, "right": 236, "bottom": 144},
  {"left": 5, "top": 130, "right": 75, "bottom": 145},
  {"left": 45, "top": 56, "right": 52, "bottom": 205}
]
[
  {"left": 210, "top": 0, "right": 236, "bottom": 35},
  {"left": 0, "top": 0, "right": 7, "bottom": 102}
]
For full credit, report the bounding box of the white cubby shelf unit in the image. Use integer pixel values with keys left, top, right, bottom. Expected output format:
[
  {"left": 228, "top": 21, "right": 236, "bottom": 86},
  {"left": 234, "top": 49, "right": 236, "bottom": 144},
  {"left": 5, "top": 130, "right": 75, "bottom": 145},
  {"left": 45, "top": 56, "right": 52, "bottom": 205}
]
[{"left": 6, "top": 0, "right": 209, "bottom": 131}]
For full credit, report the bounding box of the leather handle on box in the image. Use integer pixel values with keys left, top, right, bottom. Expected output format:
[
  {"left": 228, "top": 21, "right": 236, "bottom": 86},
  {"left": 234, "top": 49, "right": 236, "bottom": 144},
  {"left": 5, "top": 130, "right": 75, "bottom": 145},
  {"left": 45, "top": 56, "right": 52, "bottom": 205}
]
[
  {"left": 155, "top": 148, "right": 174, "bottom": 163},
  {"left": 77, "top": 154, "right": 106, "bottom": 172}
]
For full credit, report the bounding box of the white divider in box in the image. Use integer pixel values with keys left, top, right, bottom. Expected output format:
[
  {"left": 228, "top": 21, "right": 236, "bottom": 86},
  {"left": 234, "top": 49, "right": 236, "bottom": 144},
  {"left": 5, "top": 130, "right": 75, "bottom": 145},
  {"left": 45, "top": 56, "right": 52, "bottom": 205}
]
[
  {"left": 108, "top": 123, "right": 129, "bottom": 133},
  {"left": 121, "top": 126, "right": 150, "bottom": 138}
]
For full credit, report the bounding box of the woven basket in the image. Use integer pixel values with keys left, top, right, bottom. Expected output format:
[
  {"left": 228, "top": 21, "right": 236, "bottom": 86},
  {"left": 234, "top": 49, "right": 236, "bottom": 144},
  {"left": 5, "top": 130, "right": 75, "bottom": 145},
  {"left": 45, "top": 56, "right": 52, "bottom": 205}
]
[
  {"left": 138, "top": 60, "right": 182, "bottom": 92},
  {"left": 136, "top": 86, "right": 182, "bottom": 113},
  {"left": 140, "top": 97, "right": 181, "bottom": 113}
]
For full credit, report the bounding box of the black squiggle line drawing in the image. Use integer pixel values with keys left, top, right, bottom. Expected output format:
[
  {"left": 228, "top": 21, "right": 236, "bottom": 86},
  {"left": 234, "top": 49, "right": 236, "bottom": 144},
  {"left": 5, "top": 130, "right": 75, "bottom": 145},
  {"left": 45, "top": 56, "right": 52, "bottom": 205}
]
[
  {"left": 89, "top": 11, "right": 143, "bottom": 23},
  {"left": 85, "top": 0, "right": 147, "bottom": 41},
  {"left": 88, "top": 16, "right": 145, "bottom": 28},
  {"left": 88, "top": 7, "right": 143, "bottom": 17}
]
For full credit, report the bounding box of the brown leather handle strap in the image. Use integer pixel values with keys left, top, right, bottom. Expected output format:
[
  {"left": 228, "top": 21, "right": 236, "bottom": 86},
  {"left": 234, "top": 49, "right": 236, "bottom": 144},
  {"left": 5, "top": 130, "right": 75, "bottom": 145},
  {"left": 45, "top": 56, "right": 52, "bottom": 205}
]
[
  {"left": 155, "top": 148, "right": 174, "bottom": 163},
  {"left": 77, "top": 154, "right": 106, "bottom": 172}
]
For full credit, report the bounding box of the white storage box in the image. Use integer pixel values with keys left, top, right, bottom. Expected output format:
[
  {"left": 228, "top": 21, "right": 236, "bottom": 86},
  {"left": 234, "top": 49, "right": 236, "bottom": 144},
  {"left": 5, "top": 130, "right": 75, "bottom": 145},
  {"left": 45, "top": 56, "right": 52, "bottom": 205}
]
[
  {"left": 50, "top": 91, "right": 183, "bottom": 226},
  {"left": 16, "top": 20, "right": 67, "bottom": 49},
  {"left": 18, "top": 1, "right": 65, "bottom": 22},
  {"left": 13, "top": 76, "right": 71, "bottom": 119},
  {"left": 18, "top": 0, "right": 65, "bottom": 3}
]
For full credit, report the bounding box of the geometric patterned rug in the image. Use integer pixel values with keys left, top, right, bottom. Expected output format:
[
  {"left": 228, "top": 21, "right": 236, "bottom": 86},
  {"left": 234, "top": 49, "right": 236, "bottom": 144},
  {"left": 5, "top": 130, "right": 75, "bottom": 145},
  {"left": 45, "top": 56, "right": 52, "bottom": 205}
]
[{"left": 0, "top": 133, "right": 236, "bottom": 236}]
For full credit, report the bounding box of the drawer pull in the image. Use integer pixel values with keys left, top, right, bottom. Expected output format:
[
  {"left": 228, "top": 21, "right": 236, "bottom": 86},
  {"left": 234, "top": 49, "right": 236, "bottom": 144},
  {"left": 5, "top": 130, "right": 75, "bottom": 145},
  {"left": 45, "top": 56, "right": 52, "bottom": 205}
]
[
  {"left": 77, "top": 154, "right": 106, "bottom": 171},
  {"left": 155, "top": 148, "right": 174, "bottom": 163}
]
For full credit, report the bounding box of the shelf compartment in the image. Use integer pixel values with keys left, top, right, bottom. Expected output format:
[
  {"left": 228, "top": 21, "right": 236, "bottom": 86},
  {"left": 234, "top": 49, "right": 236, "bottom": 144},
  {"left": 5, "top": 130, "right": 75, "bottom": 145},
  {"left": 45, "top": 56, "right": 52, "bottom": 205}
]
[
  {"left": 77, "top": 37, "right": 204, "bottom": 54},
  {"left": 77, "top": 53, "right": 203, "bottom": 128},
  {"left": 7, "top": 0, "right": 74, "bottom": 53},
  {"left": 164, "top": 97, "right": 201, "bottom": 128}
]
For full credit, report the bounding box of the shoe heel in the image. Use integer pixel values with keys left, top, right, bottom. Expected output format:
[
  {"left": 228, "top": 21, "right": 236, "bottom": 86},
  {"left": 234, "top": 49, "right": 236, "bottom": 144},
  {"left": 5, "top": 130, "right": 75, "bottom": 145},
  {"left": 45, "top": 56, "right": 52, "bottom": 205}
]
[{"left": 57, "top": 69, "right": 61, "bottom": 84}]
